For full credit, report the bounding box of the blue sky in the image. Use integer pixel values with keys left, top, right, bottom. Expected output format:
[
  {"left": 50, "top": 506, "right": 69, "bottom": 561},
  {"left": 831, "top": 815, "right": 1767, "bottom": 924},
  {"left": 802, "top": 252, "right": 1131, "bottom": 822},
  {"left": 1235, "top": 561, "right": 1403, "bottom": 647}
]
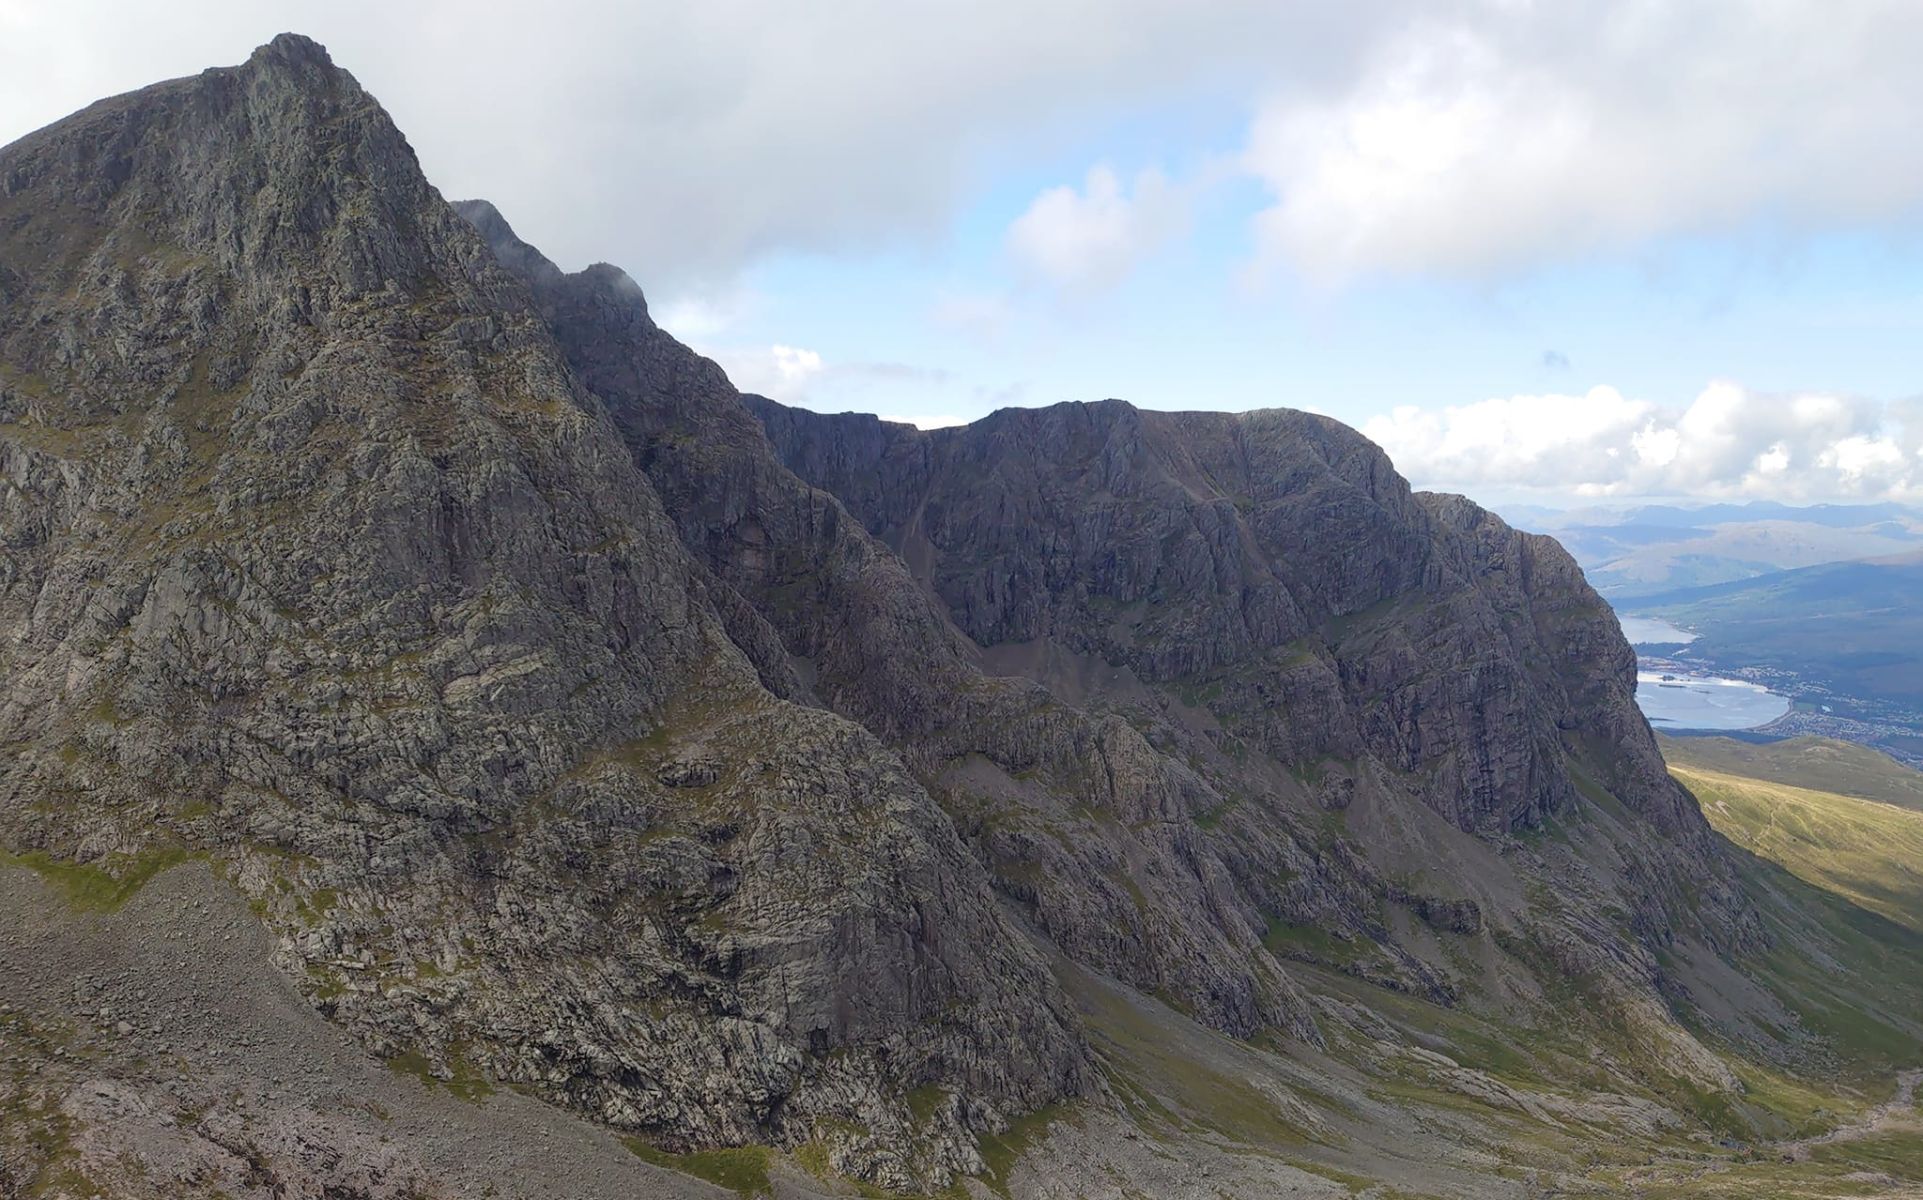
[
  {"left": 690, "top": 213, "right": 1923, "bottom": 430},
  {"left": 5, "top": 0, "right": 1922, "bottom": 506}
]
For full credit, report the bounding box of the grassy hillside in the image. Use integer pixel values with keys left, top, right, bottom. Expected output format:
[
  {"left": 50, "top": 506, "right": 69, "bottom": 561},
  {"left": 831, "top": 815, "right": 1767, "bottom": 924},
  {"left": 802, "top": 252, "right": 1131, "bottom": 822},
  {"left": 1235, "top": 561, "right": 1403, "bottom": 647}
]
[
  {"left": 1668, "top": 756, "right": 1923, "bottom": 933},
  {"left": 1662, "top": 735, "right": 1923, "bottom": 813}
]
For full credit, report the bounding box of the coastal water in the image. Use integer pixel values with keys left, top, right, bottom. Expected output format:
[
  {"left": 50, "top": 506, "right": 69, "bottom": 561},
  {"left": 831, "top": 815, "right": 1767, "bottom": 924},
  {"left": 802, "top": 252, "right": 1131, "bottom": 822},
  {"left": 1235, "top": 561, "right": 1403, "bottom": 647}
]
[
  {"left": 1618, "top": 615, "right": 1698, "bottom": 645},
  {"left": 1635, "top": 671, "right": 1790, "bottom": 730}
]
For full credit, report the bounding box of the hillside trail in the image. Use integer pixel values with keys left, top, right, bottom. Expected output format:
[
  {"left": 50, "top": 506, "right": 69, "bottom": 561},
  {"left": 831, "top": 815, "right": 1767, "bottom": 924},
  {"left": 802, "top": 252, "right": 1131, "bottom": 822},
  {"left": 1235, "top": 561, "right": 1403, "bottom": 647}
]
[
  {"left": 1615, "top": 1068, "right": 1923, "bottom": 1196},
  {"left": 1779, "top": 1068, "right": 1923, "bottom": 1161}
]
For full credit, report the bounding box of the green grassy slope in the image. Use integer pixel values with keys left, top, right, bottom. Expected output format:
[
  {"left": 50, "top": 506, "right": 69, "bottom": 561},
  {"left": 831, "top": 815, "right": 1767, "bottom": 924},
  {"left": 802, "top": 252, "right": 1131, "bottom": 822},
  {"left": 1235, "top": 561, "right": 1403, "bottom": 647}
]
[
  {"left": 1664, "top": 739, "right": 1923, "bottom": 1078},
  {"left": 1671, "top": 760, "right": 1923, "bottom": 933},
  {"left": 1661, "top": 735, "right": 1923, "bottom": 813}
]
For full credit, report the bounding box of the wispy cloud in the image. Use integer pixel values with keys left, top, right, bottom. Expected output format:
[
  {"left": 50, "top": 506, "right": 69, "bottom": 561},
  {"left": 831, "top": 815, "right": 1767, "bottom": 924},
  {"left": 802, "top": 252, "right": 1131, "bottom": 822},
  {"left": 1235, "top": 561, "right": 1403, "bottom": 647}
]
[
  {"left": 700, "top": 344, "right": 823, "bottom": 401},
  {"left": 697, "top": 339, "right": 978, "bottom": 430},
  {"left": 1006, "top": 165, "right": 1189, "bottom": 292},
  {"left": 930, "top": 291, "right": 1015, "bottom": 343},
  {"left": 654, "top": 287, "right": 762, "bottom": 342}
]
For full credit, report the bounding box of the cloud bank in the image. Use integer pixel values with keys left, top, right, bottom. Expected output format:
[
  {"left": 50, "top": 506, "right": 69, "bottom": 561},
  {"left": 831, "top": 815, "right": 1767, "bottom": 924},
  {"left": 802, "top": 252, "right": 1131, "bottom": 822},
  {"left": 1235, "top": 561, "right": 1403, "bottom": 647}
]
[
  {"left": 0, "top": 0, "right": 1376, "bottom": 289},
  {"left": 1242, "top": 2, "right": 1923, "bottom": 283},
  {"left": 1364, "top": 387, "right": 1923, "bottom": 502},
  {"left": 12, "top": 2, "right": 1923, "bottom": 291}
]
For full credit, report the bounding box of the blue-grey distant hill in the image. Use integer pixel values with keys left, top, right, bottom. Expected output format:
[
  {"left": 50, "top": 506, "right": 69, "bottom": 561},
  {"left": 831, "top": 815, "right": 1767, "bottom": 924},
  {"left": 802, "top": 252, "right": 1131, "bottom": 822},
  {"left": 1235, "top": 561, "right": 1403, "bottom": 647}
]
[
  {"left": 1609, "top": 501, "right": 1919, "bottom": 530},
  {"left": 1506, "top": 500, "right": 1923, "bottom": 599}
]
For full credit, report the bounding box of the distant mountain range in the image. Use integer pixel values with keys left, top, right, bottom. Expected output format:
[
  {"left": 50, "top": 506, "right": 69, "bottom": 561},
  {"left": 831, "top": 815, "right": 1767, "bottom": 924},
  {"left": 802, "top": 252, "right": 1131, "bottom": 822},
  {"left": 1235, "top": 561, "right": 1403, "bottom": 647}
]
[{"left": 1505, "top": 500, "right": 1923, "bottom": 600}]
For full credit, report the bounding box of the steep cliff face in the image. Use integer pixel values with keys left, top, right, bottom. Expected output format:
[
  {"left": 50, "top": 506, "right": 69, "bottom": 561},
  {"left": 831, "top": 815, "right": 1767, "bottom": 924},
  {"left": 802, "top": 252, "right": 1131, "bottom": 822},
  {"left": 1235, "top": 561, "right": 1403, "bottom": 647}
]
[
  {"left": 748, "top": 398, "right": 1714, "bottom": 846},
  {"left": 0, "top": 35, "right": 1086, "bottom": 1186},
  {"left": 456, "top": 199, "right": 1330, "bottom": 1042},
  {"left": 1415, "top": 491, "right": 1713, "bottom": 843},
  {"left": 742, "top": 398, "right": 1762, "bottom": 987},
  {"left": 460, "top": 191, "right": 1759, "bottom": 1053}
]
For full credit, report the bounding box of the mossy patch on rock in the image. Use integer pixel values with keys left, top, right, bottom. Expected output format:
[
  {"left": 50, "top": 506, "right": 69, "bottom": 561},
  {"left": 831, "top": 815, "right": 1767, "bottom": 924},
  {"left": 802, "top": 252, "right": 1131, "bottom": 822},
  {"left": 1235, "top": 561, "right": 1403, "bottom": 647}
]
[
  {"left": 0, "top": 847, "right": 195, "bottom": 913},
  {"left": 619, "top": 1139, "right": 773, "bottom": 1198}
]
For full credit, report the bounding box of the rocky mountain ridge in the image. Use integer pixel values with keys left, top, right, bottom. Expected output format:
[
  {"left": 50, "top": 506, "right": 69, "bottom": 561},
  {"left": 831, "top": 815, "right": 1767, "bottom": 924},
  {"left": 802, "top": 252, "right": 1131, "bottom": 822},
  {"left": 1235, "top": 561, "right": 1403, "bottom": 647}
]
[{"left": 3, "top": 33, "right": 1914, "bottom": 1199}]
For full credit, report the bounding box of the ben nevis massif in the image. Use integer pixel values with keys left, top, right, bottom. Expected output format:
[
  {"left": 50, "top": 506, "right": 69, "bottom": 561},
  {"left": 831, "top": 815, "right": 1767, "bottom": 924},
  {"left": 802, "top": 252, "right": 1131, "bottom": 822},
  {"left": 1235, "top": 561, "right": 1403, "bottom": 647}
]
[{"left": 5, "top": 34, "right": 1923, "bottom": 1200}]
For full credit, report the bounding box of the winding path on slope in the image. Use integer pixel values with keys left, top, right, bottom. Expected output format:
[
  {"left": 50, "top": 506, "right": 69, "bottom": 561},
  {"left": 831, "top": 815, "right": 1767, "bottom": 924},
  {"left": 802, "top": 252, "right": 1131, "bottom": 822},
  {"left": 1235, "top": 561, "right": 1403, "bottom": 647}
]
[
  {"left": 1616, "top": 1068, "right": 1923, "bottom": 1197},
  {"left": 1780, "top": 1068, "right": 1923, "bottom": 1162}
]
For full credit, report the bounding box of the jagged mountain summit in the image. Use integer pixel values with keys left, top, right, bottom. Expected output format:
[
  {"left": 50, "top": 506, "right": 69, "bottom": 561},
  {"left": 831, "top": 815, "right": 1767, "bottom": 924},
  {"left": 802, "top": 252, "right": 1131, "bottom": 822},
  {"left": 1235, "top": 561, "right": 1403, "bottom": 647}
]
[{"left": 4, "top": 34, "right": 1920, "bottom": 1200}]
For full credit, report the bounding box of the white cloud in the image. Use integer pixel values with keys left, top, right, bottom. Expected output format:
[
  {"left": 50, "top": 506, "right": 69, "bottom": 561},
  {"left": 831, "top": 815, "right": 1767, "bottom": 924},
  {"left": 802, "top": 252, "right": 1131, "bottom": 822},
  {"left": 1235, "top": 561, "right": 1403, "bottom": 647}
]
[
  {"left": 770, "top": 345, "right": 823, "bottom": 383},
  {"left": 1897, "top": 397, "right": 1923, "bottom": 459},
  {"left": 695, "top": 341, "right": 974, "bottom": 424},
  {"left": 703, "top": 343, "right": 824, "bottom": 401},
  {"left": 1244, "top": 2, "right": 1923, "bottom": 282},
  {"left": 1820, "top": 434, "right": 1907, "bottom": 488},
  {"left": 0, "top": 0, "right": 1395, "bottom": 290},
  {"left": 654, "top": 288, "right": 762, "bottom": 342},
  {"left": 1364, "top": 385, "right": 1921, "bottom": 502},
  {"left": 1365, "top": 388, "right": 1653, "bottom": 490},
  {"left": 1007, "top": 165, "right": 1187, "bottom": 290}
]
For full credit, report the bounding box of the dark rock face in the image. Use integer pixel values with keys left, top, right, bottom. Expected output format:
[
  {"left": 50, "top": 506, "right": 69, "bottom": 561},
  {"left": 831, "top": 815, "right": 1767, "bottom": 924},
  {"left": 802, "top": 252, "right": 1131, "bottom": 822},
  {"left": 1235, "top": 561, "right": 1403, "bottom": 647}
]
[
  {"left": 746, "top": 399, "right": 1705, "bottom": 843},
  {"left": 2, "top": 33, "right": 1769, "bottom": 1193},
  {"left": 455, "top": 199, "right": 1329, "bottom": 1043},
  {"left": 459, "top": 192, "right": 1758, "bottom": 1047},
  {"left": 738, "top": 396, "right": 1765, "bottom": 1002}
]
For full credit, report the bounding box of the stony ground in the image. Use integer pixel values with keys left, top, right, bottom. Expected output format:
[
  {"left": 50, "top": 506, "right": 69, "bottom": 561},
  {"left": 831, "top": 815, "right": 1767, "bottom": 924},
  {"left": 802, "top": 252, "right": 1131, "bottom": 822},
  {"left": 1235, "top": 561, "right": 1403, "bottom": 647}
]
[
  {"left": 0, "top": 861, "right": 855, "bottom": 1199},
  {"left": 0, "top": 860, "right": 1390, "bottom": 1199},
  {"left": 0, "top": 854, "right": 1543, "bottom": 1200}
]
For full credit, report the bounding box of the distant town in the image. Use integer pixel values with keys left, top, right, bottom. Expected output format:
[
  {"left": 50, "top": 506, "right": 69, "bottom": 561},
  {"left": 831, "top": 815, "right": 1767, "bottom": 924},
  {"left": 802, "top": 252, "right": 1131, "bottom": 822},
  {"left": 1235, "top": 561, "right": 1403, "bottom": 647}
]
[{"left": 1636, "top": 644, "right": 1923, "bottom": 769}]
